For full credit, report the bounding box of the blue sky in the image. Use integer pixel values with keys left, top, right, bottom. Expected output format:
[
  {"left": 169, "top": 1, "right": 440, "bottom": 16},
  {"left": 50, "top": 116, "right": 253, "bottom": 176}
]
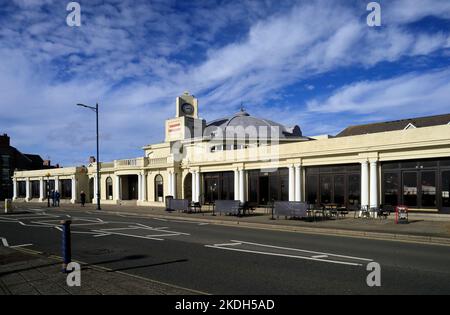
[{"left": 1, "top": 0, "right": 449, "bottom": 166}]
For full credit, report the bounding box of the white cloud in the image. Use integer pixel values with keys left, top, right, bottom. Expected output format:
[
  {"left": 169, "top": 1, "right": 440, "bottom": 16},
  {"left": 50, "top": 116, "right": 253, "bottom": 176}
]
[{"left": 307, "top": 68, "right": 450, "bottom": 116}]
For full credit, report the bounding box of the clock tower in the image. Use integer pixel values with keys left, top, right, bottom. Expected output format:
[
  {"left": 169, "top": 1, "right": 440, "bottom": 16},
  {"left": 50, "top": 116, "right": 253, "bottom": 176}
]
[{"left": 165, "top": 91, "right": 205, "bottom": 142}]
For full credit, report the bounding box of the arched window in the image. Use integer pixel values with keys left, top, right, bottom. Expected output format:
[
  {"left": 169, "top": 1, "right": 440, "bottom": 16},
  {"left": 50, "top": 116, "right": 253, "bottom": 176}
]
[
  {"left": 154, "top": 175, "right": 164, "bottom": 202},
  {"left": 106, "top": 177, "right": 113, "bottom": 200}
]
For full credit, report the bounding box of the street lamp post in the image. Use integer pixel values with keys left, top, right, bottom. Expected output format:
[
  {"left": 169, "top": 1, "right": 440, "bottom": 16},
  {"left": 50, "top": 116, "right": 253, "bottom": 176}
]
[{"left": 76, "top": 102, "right": 101, "bottom": 210}]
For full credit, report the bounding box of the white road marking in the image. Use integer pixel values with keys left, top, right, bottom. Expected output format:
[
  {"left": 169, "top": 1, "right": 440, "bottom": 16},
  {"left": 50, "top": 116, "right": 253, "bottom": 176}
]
[
  {"left": 206, "top": 245, "right": 364, "bottom": 266},
  {"left": 206, "top": 240, "right": 373, "bottom": 266},
  {"left": 230, "top": 240, "right": 373, "bottom": 262},
  {"left": 1, "top": 237, "right": 9, "bottom": 247},
  {"left": 10, "top": 244, "right": 33, "bottom": 248}
]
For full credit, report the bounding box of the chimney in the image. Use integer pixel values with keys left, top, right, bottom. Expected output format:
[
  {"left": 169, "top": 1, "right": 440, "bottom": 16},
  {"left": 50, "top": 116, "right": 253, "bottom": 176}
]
[
  {"left": 0, "top": 134, "right": 10, "bottom": 147},
  {"left": 89, "top": 156, "right": 96, "bottom": 163},
  {"left": 43, "top": 160, "right": 51, "bottom": 167}
]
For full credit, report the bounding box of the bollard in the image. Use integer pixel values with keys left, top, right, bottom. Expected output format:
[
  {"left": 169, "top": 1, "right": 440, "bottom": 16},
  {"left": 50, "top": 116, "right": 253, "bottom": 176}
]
[
  {"left": 61, "top": 220, "right": 72, "bottom": 273},
  {"left": 4, "top": 199, "right": 12, "bottom": 214}
]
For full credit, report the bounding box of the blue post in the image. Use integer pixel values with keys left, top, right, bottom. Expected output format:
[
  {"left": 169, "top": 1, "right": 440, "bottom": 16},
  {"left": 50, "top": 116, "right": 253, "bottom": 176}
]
[{"left": 61, "top": 220, "right": 72, "bottom": 273}]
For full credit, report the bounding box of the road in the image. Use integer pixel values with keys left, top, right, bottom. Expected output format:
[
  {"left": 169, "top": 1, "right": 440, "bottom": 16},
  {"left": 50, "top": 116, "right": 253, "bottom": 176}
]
[{"left": 1, "top": 205, "right": 450, "bottom": 294}]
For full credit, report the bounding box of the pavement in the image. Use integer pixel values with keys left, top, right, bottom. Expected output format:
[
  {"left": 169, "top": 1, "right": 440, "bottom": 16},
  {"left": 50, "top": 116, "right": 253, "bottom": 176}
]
[
  {"left": 12, "top": 202, "right": 450, "bottom": 246},
  {"left": 0, "top": 245, "right": 198, "bottom": 295},
  {"left": 1, "top": 204, "right": 450, "bottom": 294}
]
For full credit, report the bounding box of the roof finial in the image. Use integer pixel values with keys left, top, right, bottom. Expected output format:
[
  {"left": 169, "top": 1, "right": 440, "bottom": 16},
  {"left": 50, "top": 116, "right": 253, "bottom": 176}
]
[{"left": 240, "top": 102, "right": 245, "bottom": 112}]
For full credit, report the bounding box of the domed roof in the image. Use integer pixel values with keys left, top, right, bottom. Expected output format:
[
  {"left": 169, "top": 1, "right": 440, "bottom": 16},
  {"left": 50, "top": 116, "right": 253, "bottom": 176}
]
[{"left": 205, "top": 108, "right": 303, "bottom": 140}]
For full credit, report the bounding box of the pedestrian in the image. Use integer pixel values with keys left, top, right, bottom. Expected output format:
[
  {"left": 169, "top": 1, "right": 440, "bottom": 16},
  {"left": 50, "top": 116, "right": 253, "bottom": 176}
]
[
  {"left": 80, "top": 191, "right": 86, "bottom": 207},
  {"left": 55, "top": 190, "right": 60, "bottom": 207},
  {"left": 51, "top": 190, "right": 56, "bottom": 207}
]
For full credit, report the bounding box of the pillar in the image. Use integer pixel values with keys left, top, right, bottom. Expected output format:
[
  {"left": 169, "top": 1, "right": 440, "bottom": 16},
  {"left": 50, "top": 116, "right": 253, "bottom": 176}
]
[
  {"left": 370, "top": 160, "right": 379, "bottom": 212},
  {"left": 142, "top": 173, "right": 147, "bottom": 201},
  {"left": 361, "top": 161, "right": 369, "bottom": 210},
  {"left": 138, "top": 173, "right": 143, "bottom": 201},
  {"left": 39, "top": 177, "right": 44, "bottom": 202},
  {"left": 195, "top": 171, "right": 201, "bottom": 203},
  {"left": 288, "top": 165, "right": 295, "bottom": 201},
  {"left": 191, "top": 171, "right": 196, "bottom": 202},
  {"left": 239, "top": 169, "right": 245, "bottom": 203},
  {"left": 71, "top": 175, "right": 77, "bottom": 204},
  {"left": 12, "top": 178, "right": 17, "bottom": 201},
  {"left": 25, "top": 178, "right": 30, "bottom": 201},
  {"left": 54, "top": 176, "right": 60, "bottom": 194},
  {"left": 93, "top": 175, "right": 98, "bottom": 203},
  {"left": 295, "top": 164, "right": 302, "bottom": 202},
  {"left": 115, "top": 175, "right": 121, "bottom": 201},
  {"left": 171, "top": 172, "right": 177, "bottom": 199},
  {"left": 234, "top": 169, "right": 239, "bottom": 201}
]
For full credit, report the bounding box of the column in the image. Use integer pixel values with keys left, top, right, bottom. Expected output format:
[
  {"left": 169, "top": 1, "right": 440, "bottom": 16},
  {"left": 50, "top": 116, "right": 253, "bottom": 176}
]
[
  {"left": 12, "top": 178, "right": 17, "bottom": 201},
  {"left": 71, "top": 175, "right": 77, "bottom": 204},
  {"left": 361, "top": 161, "right": 369, "bottom": 211},
  {"left": 191, "top": 171, "right": 196, "bottom": 202},
  {"left": 295, "top": 164, "right": 302, "bottom": 202},
  {"left": 93, "top": 175, "right": 98, "bottom": 203},
  {"left": 115, "top": 175, "right": 121, "bottom": 201},
  {"left": 39, "top": 177, "right": 44, "bottom": 202},
  {"left": 54, "top": 176, "right": 60, "bottom": 193},
  {"left": 25, "top": 178, "right": 30, "bottom": 201},
  {"left": 288, "top": 165, "right": 295, "bottom": 201},
  {"left": 195, "top": 171, "right": 201, "bottom": 203},
  {"left": 239, "top": 169, "right": 245, "bottom": 203},
  {"left": 142, "top": 173, "right": 147, "bottom": 201},
  {"left": 171, "top": 172, "right": 177, "bottom": 199},
  {"left": 370, "top": 160, "right": 379, "bottom": 212},
  {"left": 234, "top": 169, "right": 239, "bottom": 201},
  {"left": 138, "top": 173, "right": 143, "bottom": 201}
]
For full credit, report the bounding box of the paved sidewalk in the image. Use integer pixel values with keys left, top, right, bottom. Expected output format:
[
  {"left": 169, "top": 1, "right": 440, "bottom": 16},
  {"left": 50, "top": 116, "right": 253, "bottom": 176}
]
[
  {"left": 9, "top": 202, "right": 450, "bottom": 245},
  {"left": 0, "top": 246, "right": 199, "bottom": 295}
]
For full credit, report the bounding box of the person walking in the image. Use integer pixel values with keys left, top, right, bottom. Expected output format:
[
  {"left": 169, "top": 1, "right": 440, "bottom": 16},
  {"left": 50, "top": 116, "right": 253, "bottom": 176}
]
[
  {"left": 80, "top": 191, "right": 86, "bottom": 207},
  {"left": 55, "top": 190, "right": 60, "bottom": 207}
]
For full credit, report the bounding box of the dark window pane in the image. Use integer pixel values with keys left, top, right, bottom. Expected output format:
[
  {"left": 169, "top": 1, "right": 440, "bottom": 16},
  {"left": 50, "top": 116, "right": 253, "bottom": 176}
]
[
  {"left": 320, "top": 175, "right": 332, "bottom": 204},
  {"left": 18, "top": 181, "right": 26, "bottom": 197},
  {"left": 401, "top": 161, "right": 418, "bottom": 169},
  {"left": 420, "top": 161, "right": 437, "bottom": 168},
  {"left": 403, "top": 172, "right": 417, "bottom": 207},
  {"left": 106, "top": 177, "right": 113, "bottom": 199},
  {"left": 306, "top": 175, "right": 318, "bottom": 204},
  {"left": 31, "top": 181, "right": 40, "bottom": 198},
  {"left": 421, "top": 171, "right": 436, "bottom": 207},
  {"left": 60, "top": 179, "right": 72, "bottom": 199},
  {"left": 269, "top": 174, "right": 279, "bottom": 201},
  {"left": 442, "top": 171, "right": 450, "bottom": 208},
  {"left": 279, "top": 171, "right": 289, "bottom": 201},
  {"left": 382, "top": 162, "right": 399, "bottom": 170},
  {"left": 383, "top": 172, "right": 399, "bottom": 206},
  {"left": 334, "top": 175, "right": 345, "bottom": 205},
  {"left": 348, "top": 174, "right": 361, "bottom": 206}
]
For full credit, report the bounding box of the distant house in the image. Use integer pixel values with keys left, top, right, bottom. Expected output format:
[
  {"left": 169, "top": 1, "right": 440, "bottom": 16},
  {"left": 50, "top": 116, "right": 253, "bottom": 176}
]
[{"left": 0, "top": 134, "right": 54, "bottom": 200}]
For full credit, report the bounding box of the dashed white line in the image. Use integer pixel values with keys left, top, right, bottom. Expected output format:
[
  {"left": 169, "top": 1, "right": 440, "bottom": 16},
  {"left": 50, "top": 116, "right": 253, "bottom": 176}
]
[{"left": 1, "top": 237, "right": 9, "bottom": 247}]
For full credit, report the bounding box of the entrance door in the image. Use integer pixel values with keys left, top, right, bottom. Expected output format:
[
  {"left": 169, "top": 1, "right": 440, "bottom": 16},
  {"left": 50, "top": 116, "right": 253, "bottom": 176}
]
[
  {"left": 402, "top": 172, "right": 418, "bottom": 207},
  {"left": 205, "top": 177, "right": 218, "bottom": 203},
  {"left": 441, "top": 170, "right": 450, "bottom": 213},
  {"left": 259, "top": 176, "right": 269, "bottom": 205}
]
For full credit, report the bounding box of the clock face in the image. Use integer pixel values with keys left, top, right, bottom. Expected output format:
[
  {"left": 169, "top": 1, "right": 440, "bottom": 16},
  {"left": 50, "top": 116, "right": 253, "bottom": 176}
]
[{"left": 181, "top": 103, "right": 194, "bottom": 115}]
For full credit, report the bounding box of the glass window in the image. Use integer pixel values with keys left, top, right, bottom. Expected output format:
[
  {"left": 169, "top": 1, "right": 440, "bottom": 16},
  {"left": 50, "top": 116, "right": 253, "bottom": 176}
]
[
  {"left": 383, "top": 172, "right": 399, "bottom": 206},
  {"left": 106, "top": 177, "right": 113, "bottom": 200},
  {"left": 348, "top": 174, "right": 361, "bottom": 206},
  {"left": 279, "top": 169, "right": 289, "bottom": 201},
  {"left": 442, "top": 171, "right": 450, "bottom": 208},
  {"left": 403, "top": 172, "right": 417, "bottom": 207},
  {"left": 306, "top": 175, "right": 318, "bottom": 204},
  {"left": 31, "top": 181, "right": 40, "bottom": 198},
  {"left": 421, "top": 171, "right": 436, "bottom": 207},
  {"left": 155, "top": 175, "right": 163, "bottom": 202},
  {"left": 60, "top": 179, "right": 72, "bottom": 199},
  {"left": 334, "top": 175, "right": 345, "bottom": 205},
  {"left": 18, "top": 181, "right": 26, "bottom": 197},
  {"left": 320, "top": 175, "right": 332, "bottom": 204}
]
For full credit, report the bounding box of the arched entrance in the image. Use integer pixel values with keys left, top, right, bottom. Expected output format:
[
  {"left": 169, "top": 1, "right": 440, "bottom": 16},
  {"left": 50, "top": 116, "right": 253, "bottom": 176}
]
[{"left": 184, "top": 173, "right": 192, "bottom": 201}]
